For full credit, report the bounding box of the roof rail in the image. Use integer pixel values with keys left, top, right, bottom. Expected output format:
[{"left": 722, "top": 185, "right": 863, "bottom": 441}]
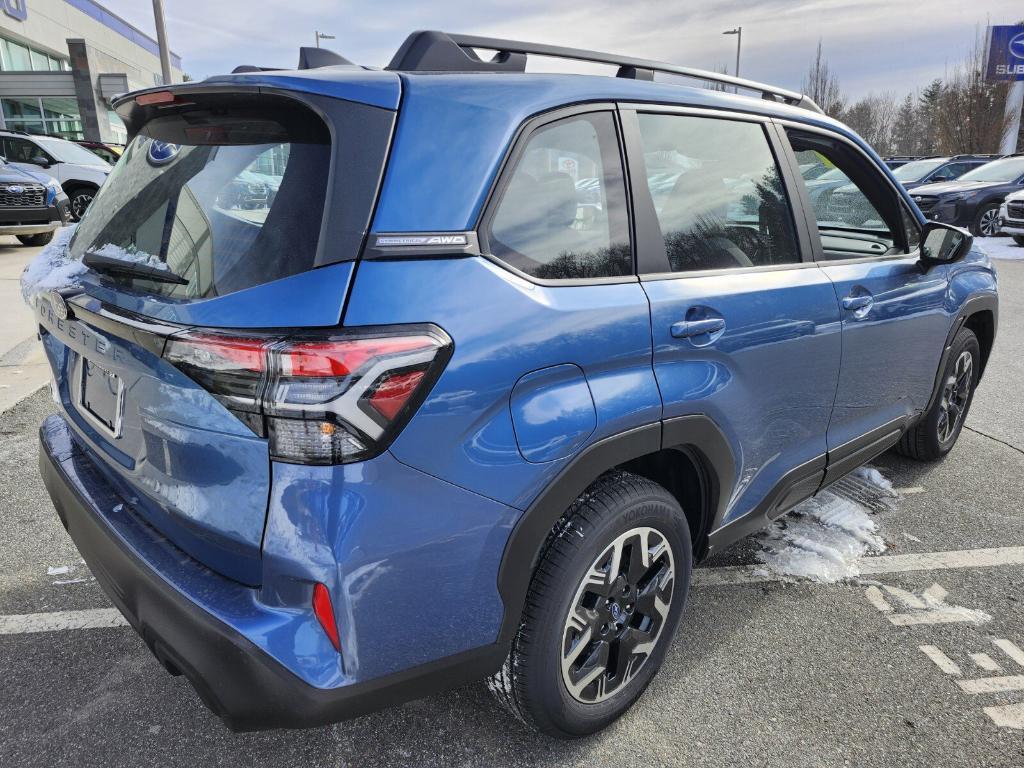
[
  {"left": 387, "top": 31, "right": 823, "bottom": 113},
  {"left": 883, "top": 155, "right": 939, "bottom": 161}
]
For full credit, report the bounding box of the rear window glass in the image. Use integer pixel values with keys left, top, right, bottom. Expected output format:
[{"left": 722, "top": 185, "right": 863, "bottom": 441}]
[{"left": 69, "top": 100, "right": 331, "bottom": 299}]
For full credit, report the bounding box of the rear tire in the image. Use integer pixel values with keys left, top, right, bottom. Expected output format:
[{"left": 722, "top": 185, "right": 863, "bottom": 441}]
[
  {"left": 1013, "top": 235, "right": 1024, "bottom": 247},
  {"left": 487, "top": 471, "right": 692, "bottom": 738},
  {"left": 16, "top": 232, "right": 53, "bottom": 247},
  {"left": 971, "top": 203, "right": 1000, "bottom": 237},
  {"left": 896, "top": 327, "right": 979, "bottom": 462}
]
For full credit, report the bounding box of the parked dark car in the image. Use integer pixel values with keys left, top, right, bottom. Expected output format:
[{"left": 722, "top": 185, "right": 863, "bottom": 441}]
[
  {"left": 29, "top": 32, "right": 997, "bottom": 739},
  {"left": 910, "top": 155, "right": 1024, "bottom": 236},
  {"left": 891, "top": 155, "right": 997, "bottom": 191},
  {"left": 0, "top": 156, "right": 69, "bottom": 245}
]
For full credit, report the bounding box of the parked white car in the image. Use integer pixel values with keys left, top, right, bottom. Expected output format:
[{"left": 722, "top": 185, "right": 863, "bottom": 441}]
[
  {"left": 998, "top": 189, "right": 1024, "bottom": 246},
  {"left": 0, "top": 131, "right": 111, "bottom": 221}
]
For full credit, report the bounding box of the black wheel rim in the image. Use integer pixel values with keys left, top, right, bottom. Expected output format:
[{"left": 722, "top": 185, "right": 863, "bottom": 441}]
[
  {"left": 71, "top": 193, "right": 93, "bottom": 220},
  {"left": 937, "top": 349, "right": 973, "bottom": 444},
  {"left": 561, "top": 526, "right": 674, "bottom": 703}
]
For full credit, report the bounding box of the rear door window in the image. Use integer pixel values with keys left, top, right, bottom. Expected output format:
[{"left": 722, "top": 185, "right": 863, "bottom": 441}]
[
  {"left": 635, "top": 112, "right": 801, "bottom": 272},
  {"left": 69, "top": 96, "right": 341, "bottom": 300},
  {"left": 486, "top": 111, "right": 632, "bottom": 280}
]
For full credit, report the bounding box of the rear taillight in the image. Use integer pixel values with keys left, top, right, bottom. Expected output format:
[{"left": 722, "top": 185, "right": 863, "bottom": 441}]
[{"left": 163, "top": 325, "right": 451, "bottom": 465}]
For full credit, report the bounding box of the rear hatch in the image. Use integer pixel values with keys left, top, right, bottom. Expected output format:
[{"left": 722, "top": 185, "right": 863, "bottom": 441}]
[{"left": 36, "top": 83, "right": 398, "bottom": 585}]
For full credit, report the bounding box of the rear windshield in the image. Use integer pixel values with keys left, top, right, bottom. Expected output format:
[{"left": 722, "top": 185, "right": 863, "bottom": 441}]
[{"left": 69, "top": 98, "right": 332, "bottom": 299}]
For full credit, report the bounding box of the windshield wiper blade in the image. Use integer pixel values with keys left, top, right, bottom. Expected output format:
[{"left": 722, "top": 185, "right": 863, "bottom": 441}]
[{"left": 83, "top": 251, "right": 188, "bottom": 285}]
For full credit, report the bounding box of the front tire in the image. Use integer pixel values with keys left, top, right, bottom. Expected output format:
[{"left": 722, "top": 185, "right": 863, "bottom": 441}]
[
  {"left": 16, "top": 232, "right": 53, "bottom": 246},
  {"left": 1013, "top": 235, "right": 1024, "bottom": 247},
  {"left": 487, "top": 471, "right": 692, "bottom": 738},
  {"left": 896, "top": 327, "right": 979, "bottom": 461},
  {"left": 67, "top": 187, "right": 96, "bottom": 222},
  {"left": 971, "top": 203, "right": 1000, "bottom": 237}
]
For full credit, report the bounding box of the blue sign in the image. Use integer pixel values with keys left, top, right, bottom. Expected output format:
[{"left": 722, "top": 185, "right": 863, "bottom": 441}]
[
  {"left": 147, "top": 139, "right": 180, "bottom": 166},
  {"left": 2, "top": 0, "right": 27, "bottom": 22},
  {"left": 986, "top": 25, "right": 1024, "bottom": 82}
]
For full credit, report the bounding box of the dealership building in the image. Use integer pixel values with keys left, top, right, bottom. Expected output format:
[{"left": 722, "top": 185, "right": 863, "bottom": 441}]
[{"left": 0, "top": 0, "right": 182, "bottom": 144}]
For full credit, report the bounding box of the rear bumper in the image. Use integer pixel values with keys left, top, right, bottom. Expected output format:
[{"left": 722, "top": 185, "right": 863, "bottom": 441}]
[{"left": 39, "top": 415, "right": 505, "bottom": 730}]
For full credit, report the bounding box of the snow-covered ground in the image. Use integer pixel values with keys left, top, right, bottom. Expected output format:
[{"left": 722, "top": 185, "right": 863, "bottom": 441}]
[
  {"left": 977, "top": 235, "right": 1024, "bottom": 260},
  {"left": 753, "top": 466, "right": 895, "bottom": 583}
]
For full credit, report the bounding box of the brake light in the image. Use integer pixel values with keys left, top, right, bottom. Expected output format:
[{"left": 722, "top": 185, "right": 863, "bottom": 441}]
[
  {"left": 136, "top": 90, "right": 176, "bottom": 106},
  {"left": 163, "top": 326, "right": 451, "bottom": 465},
  {"left": 312, "top": 583, "right": 341, "bottom": 653}
]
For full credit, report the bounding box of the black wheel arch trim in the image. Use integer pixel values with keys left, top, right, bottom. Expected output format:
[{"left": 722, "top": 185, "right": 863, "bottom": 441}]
[
  {"left": 925, "top": 293, "right": 998, "bottom": 416},
  {"left": 494, "top": 414, "right": 737, "bottom": 650}
]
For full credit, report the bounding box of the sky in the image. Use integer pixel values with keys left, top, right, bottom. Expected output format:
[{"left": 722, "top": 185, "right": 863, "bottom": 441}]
[{"left": 104, "top": 0, "right": 1023, "bottom": 100}]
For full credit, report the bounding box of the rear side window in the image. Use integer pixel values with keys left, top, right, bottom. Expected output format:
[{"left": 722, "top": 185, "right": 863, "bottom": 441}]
[
  {"left": 487, "top": 112, "right": 631, "bottom": 280},
  {"left": 69, "top": 96, "right": 356, "bottom": 300},
  {"left": 635, "top": 113, "right": 800, "bottom": 272}
]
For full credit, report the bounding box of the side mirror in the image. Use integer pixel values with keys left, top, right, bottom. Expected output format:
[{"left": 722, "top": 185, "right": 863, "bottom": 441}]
[
  {"left": 29, "top": 155, "right": 50, "bottom": 168},
  {"left": 920, "top": 222, "right": 972, "bottom": 266}
]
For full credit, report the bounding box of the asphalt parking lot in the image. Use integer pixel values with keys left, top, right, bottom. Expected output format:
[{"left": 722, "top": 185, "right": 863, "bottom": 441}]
[{"left": 0, "top": 257, "right": 1023, "bottom": 767}]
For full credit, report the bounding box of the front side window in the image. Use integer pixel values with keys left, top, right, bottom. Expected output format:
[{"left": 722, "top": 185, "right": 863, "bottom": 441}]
[
  {"left": 636, "top": 113, "right": 800, "bottom": 272},
  {"left": 487, "top": 112, "right": 631, "bottom": 280},
  {"left": 788, "top": 131, "right": 906, "bottom": 259}
]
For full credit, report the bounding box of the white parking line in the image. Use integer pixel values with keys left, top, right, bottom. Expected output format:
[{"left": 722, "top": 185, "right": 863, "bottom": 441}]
[
  {"left": 919, "top": 645, "right": 962, "bottom": 675},
  {"left": 0, "top": 608, "right": 127, "bottom": 635},
  {"left": 2, "top": 546, "right": 1023, "bottom": 637},
  {"left": 694, "top": 546, "right": 1024, "bottom": 587},
  {"left": 957, "top": 675, "right": 1024, "bottom": 695}
]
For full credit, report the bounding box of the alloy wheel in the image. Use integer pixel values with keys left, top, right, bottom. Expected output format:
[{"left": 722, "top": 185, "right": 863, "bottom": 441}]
[
  {"left": 560, "top": 526, "right": 674, "bottom": 703},
  {"left": 70, "top": 192, "right": 93, "bottom": 221},
  {"left": 978, "top": 208, "right": 999, "bottom": 237},
  {"left": 937, "top": 349, "right": 973, "bottom": 444}
]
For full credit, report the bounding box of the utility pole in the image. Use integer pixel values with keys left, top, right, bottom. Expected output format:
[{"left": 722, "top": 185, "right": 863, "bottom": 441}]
[
  {"left": 723, "top": 26, "right": 742, "bottom": 80},
  {"left": 152, "top": 0, "right": 173, "bottom": 85}
]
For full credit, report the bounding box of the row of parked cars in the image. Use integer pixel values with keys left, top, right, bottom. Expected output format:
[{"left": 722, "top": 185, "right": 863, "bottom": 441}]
[
  {"left": 802, "top": 152, "right": 1024, "bottom": 243},
  {"left": 0, "top": 129, "right": 120, "bottom": 246}
]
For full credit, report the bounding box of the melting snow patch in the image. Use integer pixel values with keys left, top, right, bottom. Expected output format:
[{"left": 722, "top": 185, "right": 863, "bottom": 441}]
[
  {"left": 47, "top": 565, "right": 71, "bottom": 576},
  {"left": 755, "top": 477, "right": 888, "bottom": 584},
  {"left": 852, "top": 466, "right": 894, "bottom": 493},
  {"left": 19, "top": 226, "right": 82, "bottom": 305}
]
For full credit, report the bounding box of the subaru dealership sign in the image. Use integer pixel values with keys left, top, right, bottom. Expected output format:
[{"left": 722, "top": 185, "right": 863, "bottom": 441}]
[{"left": 986, "top": 25, "right": 1024, "bottom": 81}]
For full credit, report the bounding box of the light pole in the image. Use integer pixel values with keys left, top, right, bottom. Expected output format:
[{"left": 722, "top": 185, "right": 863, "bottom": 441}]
[
  {"left": 152, "top": 0, "right": 173, "bottom": 85},
  {"left": 722, "top": 26, "right": 742, "bottom": 80},
  {"left": 314, "top": 31, "right": 335, "bottom": 49}
]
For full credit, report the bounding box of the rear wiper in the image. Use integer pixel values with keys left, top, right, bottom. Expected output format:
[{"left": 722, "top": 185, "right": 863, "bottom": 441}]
[{"left": 83, "top": 251, "right": 188, "bottom": 285}]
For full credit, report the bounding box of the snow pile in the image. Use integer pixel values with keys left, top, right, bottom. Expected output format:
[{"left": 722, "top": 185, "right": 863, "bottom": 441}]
[
  {"left": 87, "top": 242, "right": 169, "bottom": 272},
  {"left": 754, "top": 467, "right": 894, "bottom": 583},
  {"left": 20, "top": 228, "right": 170, "bottom": 307},
  {"left": 19, "top": 225, "right": 82, "bottom": 305}
]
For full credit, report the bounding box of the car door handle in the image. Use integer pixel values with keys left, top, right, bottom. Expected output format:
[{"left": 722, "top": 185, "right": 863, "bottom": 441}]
[
  {"left": 671, "top": 318, "right": 726, "bottom": 338},
  {"left": 841, "top": 294, "right": 873, "bottom": 311}
]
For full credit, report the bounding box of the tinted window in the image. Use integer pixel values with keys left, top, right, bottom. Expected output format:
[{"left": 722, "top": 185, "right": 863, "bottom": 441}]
[
  {"left": 69, "top": 99, "right": 332, "bottom": 300},
  {"left": 788, "top": 132, "right": 909, "bottom": 258},
  {"left": 636, "top": 113, "right": 800, "bottom": 272},
  {"left": 488, "top": 112, "right": 631, "bottom": 280},
  {"left": 3, "top": 136, "right": 48, "bottom": 163}
]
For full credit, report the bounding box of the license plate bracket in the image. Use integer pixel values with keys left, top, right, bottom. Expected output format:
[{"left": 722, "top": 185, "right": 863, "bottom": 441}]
[{"left": 79, "top": 358, "right": 124, "bottom": 437}]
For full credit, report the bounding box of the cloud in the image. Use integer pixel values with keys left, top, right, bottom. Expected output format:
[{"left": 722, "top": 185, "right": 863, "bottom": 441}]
[{"left": 103, "top": 0, "right": 1022, "bottom": 97}]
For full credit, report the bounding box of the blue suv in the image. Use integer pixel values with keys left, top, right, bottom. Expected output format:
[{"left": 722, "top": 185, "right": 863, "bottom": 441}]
[{"left": 31, "top": 32, "right": 998, "bottom": 737}]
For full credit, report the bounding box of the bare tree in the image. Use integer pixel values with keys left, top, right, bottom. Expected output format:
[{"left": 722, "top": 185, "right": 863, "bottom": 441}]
[
  {"left": 801, "top": 40, "right": 845, "bottom": 118},
  {"left": 932, "top": 35, "right": 1013, "bottom": 154},
  {"left": 843, "top": 93, "right": 901, "bottom": 154}
]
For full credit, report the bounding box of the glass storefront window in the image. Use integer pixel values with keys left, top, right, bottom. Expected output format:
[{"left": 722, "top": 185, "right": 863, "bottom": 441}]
[
  {"left": 2, "top": 39, "right": 31, "bottom": 70},
  {"left": 1, "top": 98, "right": 84, "bottom": 141},
  {"left": 0, "top": 36, "right": 67, "bottom": 72},
  {"left": 3, "top": 96, "right": 41, "bottom": 120}
]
